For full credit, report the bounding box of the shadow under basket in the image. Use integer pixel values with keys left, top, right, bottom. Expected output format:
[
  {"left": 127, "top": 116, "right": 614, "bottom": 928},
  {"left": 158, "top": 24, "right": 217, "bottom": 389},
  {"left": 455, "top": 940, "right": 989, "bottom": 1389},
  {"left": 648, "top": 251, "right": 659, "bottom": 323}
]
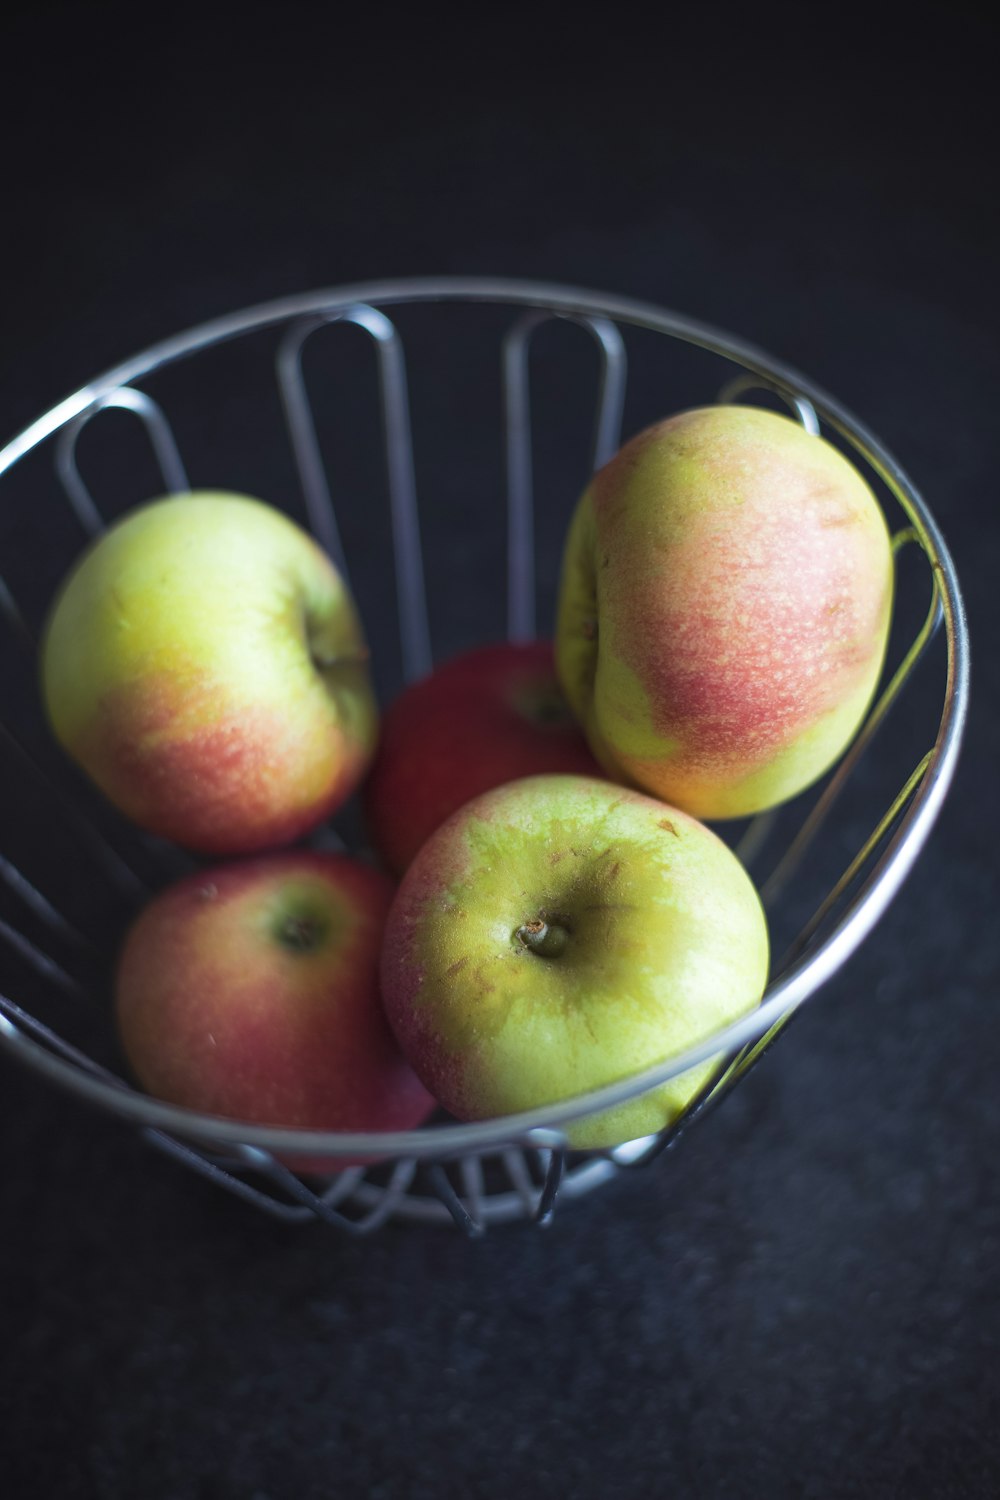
[{"left": 0, "top": 278, "right": 969, "bottom": 1235}]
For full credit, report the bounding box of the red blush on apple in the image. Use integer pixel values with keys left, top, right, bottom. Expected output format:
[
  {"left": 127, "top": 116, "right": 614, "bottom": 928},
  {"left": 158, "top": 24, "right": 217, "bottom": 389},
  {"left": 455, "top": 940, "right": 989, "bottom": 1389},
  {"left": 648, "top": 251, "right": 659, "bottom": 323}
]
[{"left": 363, "top": 640, "right": 603, "bottom": 874}]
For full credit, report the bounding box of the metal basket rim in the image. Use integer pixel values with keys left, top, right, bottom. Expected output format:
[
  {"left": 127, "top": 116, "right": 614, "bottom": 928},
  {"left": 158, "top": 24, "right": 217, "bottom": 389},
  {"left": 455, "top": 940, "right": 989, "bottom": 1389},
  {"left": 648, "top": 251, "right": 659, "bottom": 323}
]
[{"left": 0, "top": 275, "right": 971, "bottom": 1160}]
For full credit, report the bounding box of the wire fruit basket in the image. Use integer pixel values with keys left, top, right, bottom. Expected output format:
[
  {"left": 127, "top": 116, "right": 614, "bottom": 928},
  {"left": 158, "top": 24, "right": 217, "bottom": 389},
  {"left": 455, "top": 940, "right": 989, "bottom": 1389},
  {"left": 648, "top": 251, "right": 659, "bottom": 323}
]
[{"left": 0, "top": 278, "right": 969, "bottom": 1234}]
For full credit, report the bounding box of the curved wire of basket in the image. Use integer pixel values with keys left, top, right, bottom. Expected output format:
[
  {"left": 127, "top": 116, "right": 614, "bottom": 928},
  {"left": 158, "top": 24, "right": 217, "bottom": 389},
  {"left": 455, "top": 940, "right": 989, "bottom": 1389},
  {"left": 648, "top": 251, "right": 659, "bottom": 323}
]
[{"left": 0, "top": 279, "right": 970, "bottom": 1232}]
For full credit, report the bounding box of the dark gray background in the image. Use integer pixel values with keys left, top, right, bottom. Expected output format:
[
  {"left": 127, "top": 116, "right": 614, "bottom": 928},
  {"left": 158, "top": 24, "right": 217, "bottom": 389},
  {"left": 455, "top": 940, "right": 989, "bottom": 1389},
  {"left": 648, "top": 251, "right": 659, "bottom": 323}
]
[{"left": 1, "top": 7, "right": 997, "bottom": 1498}]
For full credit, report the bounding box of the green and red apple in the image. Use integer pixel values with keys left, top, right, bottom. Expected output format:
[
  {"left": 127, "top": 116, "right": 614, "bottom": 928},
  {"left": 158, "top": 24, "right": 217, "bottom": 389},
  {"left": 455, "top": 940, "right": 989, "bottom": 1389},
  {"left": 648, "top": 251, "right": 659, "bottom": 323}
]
[
  {"left": 115, "top": 850, "right": 435, "bottom": 1169},
  {"left": 364, "top": 640, "right": 602, "bottom": 874},
  {"left": 556, "top": 405, "right": 894, "bottom": 819},
  {"left": 380, "top": 774, "right": 769, "bottom": 1150},
  {"left": 41, "top": 490, "right": 378, "bottom": 855}
]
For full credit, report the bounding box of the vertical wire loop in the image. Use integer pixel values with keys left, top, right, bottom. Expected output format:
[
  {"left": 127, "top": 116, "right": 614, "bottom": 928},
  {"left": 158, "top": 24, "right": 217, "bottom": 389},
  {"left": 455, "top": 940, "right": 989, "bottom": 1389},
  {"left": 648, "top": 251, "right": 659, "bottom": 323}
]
[
  {"left": 534, "top": 1147, "right": 566, "bottom": 1226},
  {"left": 502, "top": 313, "right": 627, "bottom": 642},
  {"left": 716, "top": 373, "right": 820, "bottom": 434},
  {"left": 779, "top": 750, "right": 935, "bottom": 970},
  {"left": 276, "top": 306, "right": 432, "bottom": 683},
  {"left": 427, "top": 1162, "right": 485, "bottom": 1238},
  {"left": 459, "top": 1154, "right": 486, "bottom": 1227},
  {"left": 761, "top": 535, "right": 942, "bottom": 910},
  {"left": 0, "top": 721, "right": 148, "bottom": 898},
  {"left": 0, "top": 854, "right": 96, "bottom": 950},
  {"left": 0, "top": 919, "right": 83, "bottom": 995},
  {"left": 345, "top": 1158, "right": 418, "bottom": 1232},
  {"left": 230, "top": 1147, "right": 379, "bottom": 1234},
  {"left": 501, "top": 1147, "right": 541, "bottom": 1214},
  {"left": 0, "top": 574, "right": 37, "bottom": 654},
  {"left": 54, "top": 386, "right": 190, "bottom": 536},
  {"left": 143, "top": 1134, "right": 319, "bottom": 1224}
]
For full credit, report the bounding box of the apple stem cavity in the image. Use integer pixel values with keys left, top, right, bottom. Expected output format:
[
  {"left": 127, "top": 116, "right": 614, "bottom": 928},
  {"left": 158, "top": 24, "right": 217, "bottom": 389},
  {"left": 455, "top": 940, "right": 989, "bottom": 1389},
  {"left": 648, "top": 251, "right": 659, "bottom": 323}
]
[
  {"left": 515, "top": 916, "right": 570, "bottom": 959},
  {"left": 302, "top": 606, "right": 371, "bottom": 673},
  {"left": 310, "top": 645, "right": 371, "bottom": 671},
  {"left": 526, "top": 690, "right": 573, "bottom": 728},
  {"left": 277, "top": 912, "right": 328, "bottom": 953}
]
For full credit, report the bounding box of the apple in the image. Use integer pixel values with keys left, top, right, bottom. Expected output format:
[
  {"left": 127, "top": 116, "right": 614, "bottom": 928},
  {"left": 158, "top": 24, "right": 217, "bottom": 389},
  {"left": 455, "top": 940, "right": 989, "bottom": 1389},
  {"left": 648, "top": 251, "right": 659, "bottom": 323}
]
[
  {"left": 41, "top": 490, "right": 378, "bottom": 855},
  {"left": 115, "top": 849, "right": 436, "bottom": 1171},
  {"left": 380, "top": 774, "right": 769, "bottom": 1150},
  {"left": 555, "top": 405, "right": 894, "bottom": 820},
  {"left": 364, "top": 640, "right": 603, "bottom": 873}
]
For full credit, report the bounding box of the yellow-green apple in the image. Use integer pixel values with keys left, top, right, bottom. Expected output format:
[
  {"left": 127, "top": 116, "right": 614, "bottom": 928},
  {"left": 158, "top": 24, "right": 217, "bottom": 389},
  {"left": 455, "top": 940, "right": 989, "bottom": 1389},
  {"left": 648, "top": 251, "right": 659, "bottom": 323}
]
[
  {"left": 116, "top": 850, "right": 435, "bottom": 1170},
  {"left": 363, "top": 640, "right": 602, "bottom": 874},
  {"left": 41, "top": 491, "right": 378, "bottom": 855},
  {"left": 556, "top": 405, "right": 894, "bottom": 820},
  {"left": 380, "top": 774, "right": 769, "bottom": 1150}
]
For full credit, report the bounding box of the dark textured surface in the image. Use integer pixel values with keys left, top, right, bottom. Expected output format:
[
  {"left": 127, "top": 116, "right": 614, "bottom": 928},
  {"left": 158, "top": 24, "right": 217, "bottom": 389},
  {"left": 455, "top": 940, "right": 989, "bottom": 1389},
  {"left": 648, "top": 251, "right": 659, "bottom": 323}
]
[{"left": 1, "top": 8, "right": 997, "bottom": 1498}]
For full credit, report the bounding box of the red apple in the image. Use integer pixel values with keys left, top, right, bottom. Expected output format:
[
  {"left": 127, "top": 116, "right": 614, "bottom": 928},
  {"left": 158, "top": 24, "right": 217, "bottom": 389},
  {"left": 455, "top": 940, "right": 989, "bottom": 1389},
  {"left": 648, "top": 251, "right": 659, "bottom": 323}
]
[
  {"left": 115, "top": 850, "right": 435, "bottom": 1171},
  {"left": 363, "top": 640, "right": 603, "bottom": 873}
]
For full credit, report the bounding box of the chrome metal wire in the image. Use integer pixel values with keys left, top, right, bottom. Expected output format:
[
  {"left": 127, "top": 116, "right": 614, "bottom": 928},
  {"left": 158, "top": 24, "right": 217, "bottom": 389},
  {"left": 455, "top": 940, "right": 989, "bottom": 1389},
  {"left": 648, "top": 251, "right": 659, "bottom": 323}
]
[{"left": 0, "top": 279, "right": 969, "bottom": 1231}]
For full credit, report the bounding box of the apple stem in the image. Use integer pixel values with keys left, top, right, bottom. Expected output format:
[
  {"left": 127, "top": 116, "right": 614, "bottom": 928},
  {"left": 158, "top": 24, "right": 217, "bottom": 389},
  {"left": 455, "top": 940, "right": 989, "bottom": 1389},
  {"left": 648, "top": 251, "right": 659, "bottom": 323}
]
[{"left": 516, "top": 918, "right": 569, "bottom": 959}]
